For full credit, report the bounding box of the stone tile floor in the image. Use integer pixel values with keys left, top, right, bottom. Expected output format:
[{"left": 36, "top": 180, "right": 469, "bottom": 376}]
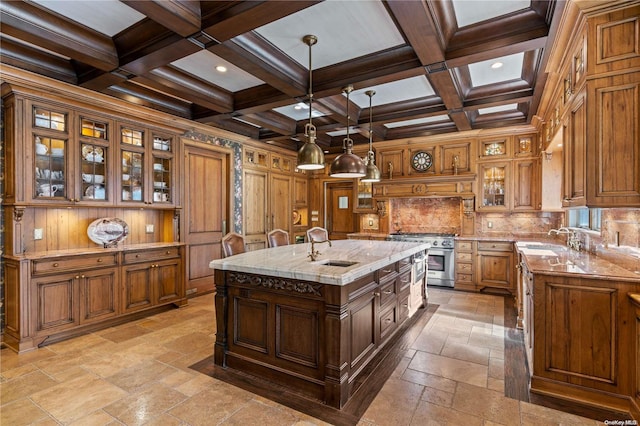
[{"left": 0, "top": 288, "right": 606, "bottom": 425}]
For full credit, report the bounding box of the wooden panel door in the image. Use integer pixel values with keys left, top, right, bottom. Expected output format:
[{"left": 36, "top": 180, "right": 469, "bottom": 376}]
[
  {"left": 122, "top": 264, "right": 153, "bottom": 313},
  {"left": 513, "top": 158, "right": 540, "bottom": 211},
  {"left": 477, "top": 251, "right": 512, "bottom": 291},
  {"left": 183, "top": 143, "right": 229, "bottom": 294},
  {"left": 270, "top": 173, "right": 292, "bottom": 237},
  {"left": 79, "top": 268, "right": 118, "bottom": 324},
  {"left": 155, "top": 259, "right": 181, "bottom": 304},
  {"left": 244, "top": 169, "right": 268, "bottom": 251},
  {"left": 33, "top": 274, "right": 79, "bottom": 333},
  {"left": 587, "top": 72, "right": 640, "bottom": 206},
  {"left": 327, "top": 182, "right": 356, "bottom": 240},
  {"left": 562, "top": 91, "right": 586, "bottom": 207}
]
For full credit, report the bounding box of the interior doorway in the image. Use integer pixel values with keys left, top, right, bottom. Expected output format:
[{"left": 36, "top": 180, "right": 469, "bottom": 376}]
[
  {"left": 325, "top": 181, "right": 357, "bottom": 240},
  {"left": 183, "top": 142, "right": 230, "bottom": 295}
]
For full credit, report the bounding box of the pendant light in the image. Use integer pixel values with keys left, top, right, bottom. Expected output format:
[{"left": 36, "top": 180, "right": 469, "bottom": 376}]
[
  {"left": 361, "top": 90, "right": 381, "bottom": 183},
  {"left": 296, "top": 35, "right": 325, "bottom": 170},
  {"left": 329, "top": 85, "right": 366, "bottom": 178}
]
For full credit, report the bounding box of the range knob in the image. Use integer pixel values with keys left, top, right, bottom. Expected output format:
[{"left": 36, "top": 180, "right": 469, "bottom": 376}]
[{"left": 432, "top": 241, "right": 438, "bottom": 246}]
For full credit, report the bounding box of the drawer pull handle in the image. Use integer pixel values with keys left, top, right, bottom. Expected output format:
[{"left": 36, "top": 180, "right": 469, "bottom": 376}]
[
  {"left": 166, "top": 251, "right": 171, "bottom": 254},
  {"left": 53, "top": 263, "right": 59, "bottom": 267},
  {"left": 401, "top": 278, "right": 410, "bottom": 284},
  {"left": 383, "top": 290, "right": 393, "bottom": 295},
  {"left": 373, "top": 292, "right": 380, "bottom": 297},
  {"left": 97, "top": 258, "right": 103, "bottom": 263},
  {"left": 403, "top": 303, "right": 408, "bottom": 308},
  {"left": 135, "top": 254, "right": 140, "bottom": 258},
  {"left": 75, "top": 275, "right": 80, "bottom": 279},
  {"left": 385, "top": 318, "right": 392, "bottom": 323}
]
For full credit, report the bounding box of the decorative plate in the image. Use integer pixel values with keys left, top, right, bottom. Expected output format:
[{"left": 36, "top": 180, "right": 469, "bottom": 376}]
[
  {"left": 293, "top": 210, "right": 301, "bottom": 225},
  {"left": 87, "top": 217, "right": 129, "bottom": 248},
  {"left": 411, "top": 151, "right": 433, "bottom": 172}
]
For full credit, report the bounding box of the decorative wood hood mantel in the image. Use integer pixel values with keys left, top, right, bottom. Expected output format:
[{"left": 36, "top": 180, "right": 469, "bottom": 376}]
[{"left": 372, "top": 174, "right": 476, "bottom": 199}]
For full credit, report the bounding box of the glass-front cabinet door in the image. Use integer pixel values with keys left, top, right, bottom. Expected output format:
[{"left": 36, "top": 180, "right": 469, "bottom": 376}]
[
  {"left": 79, "top": 116, "right": 110, "bottom": 203},
  {"left": 120, "top": 126, "right": 145, "bottom": 203},
  {"left": 479, "top": 162, "right": 510, "bottom": 211},
  {"left": 151, "top": 134, "right": 173, "bottom": 204},
  {"left": 33, "top": 135, "right": 68, "bottom": 200}
]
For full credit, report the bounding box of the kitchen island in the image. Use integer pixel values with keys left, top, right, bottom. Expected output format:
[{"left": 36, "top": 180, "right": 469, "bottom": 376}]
[{"left": 209, "top": 239, "right": 429, "bottom": 409}]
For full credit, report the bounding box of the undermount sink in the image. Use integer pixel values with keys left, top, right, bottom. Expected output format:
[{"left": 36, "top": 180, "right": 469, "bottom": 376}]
[{"left": 317, "top": 260, "right": 358, "bottom": 267}]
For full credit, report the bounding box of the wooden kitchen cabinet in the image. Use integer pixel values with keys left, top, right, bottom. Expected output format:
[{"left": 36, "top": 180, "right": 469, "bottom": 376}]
[
  {"left": 294, "top": 176, "right": 308, "bottom": 207},
  {"left": 121, "top": 246, "right": 183, "bottom": 313},
  {"left": 476, "top": 241, "right": 514, "bottom": 293},
  {"left": 243, "top": 156, "right": 294, "bottom": 250}
]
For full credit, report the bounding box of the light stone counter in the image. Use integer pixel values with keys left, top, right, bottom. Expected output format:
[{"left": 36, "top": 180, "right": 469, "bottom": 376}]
[{"left": 209, "top": 239, "right": 430, "bottom": 285}]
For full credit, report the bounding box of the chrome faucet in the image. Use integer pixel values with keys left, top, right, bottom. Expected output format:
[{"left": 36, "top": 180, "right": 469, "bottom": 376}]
[
  {"left": 308, "top": 239, "right": 331, "bottom": 261},
  {"left": 548, "top": 227, "right": 582, "bottom": 251}
]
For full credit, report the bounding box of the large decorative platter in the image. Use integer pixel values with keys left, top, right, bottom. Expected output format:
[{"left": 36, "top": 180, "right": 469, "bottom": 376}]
[{"left": 87, "top": 217, "right": 129, "bottom": 248}]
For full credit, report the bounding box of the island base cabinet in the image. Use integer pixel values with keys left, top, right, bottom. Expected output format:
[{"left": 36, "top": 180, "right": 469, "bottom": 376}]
[
  {"left": 530, "top": 275, "right": 639, "bottom": 416},
  {"left": 213, "top": 253, "right": 422, "bottom": 409}
]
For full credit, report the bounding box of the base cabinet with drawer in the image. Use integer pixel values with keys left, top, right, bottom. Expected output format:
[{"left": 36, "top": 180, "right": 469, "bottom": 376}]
[
  {"left": 2, "top": 244, "right": 186, "bottom": 353},
  {"left": 454, "top": 239, "right": 515, "bottom": 294}
]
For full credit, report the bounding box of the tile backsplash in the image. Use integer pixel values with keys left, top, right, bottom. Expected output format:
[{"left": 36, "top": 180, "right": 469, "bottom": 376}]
[{"left": 390, "top": 198, "right": 462, "bottom": 234}]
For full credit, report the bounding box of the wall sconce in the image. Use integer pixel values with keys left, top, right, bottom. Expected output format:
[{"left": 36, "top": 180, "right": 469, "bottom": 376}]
[
  {"left": 544, "top": 151, "right": 553, "bottom": 161},
  {"left": 376, "top": 200, "right": 387, "bottom": 217}
]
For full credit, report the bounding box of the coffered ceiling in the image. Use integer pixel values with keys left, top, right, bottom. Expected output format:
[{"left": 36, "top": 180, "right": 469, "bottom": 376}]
[{"left": 0, "top": 0, "right": 563, "bottom": 152}]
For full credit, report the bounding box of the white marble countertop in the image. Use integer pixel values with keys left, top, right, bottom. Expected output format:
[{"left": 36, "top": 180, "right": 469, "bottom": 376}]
[{"left": 209, "top": 239, "right": 430, "bottom": 286}]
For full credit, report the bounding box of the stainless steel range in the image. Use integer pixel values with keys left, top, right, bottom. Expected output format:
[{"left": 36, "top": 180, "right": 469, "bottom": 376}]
[{"left": 387, "top": 233, "right": 455, "bottom": 288}]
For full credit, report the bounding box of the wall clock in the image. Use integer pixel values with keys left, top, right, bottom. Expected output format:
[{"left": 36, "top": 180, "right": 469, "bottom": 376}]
[{"left": 411, "top": 151, "right": 433, "bottom": 172}]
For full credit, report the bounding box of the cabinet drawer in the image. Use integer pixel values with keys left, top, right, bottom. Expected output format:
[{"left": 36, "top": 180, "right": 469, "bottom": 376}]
[
  {"left": 398, "top": 270, "right": 412, "bottom": 292},
  {"left": 32, "top": 253, "right": 118, "bottom": 275},
  {"left": 456, "top": 241, "right": 473, "bottom": 252},
  {"left": 378, "top": 263, "right": 398, "bottom": 281},
  {"left": 477, "top": 241, "right": 512, "bottom": 252},
  {"left": 379, "top": 280, "right": 397, "bottom": 307},
  {"left": 456, "top": 263, "right": 473, "bottom": 272},
  {"left": 398, "top": 256, "right": 412, "bottom": 272},
  {"left": 456, "top": 252, "right": 473, "bottom": 263},
  {"left": 380, "top": 305, "right": 398, "bottom": 339},
  {"left": 456, "top": 273, "right": 473, "bottom": 283},
  {"left": 123, "top": 247, "right": 180, "bottom": 264}
]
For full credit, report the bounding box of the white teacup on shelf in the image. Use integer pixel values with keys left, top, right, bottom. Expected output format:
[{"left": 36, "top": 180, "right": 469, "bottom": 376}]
[
  {"left": 38, "top": 183, "right": 58, "bottom": 197},
  {"left": 35, "top": 143, "right": 48, "bottom": 155},
  {"left": 153, "top": 163, "right": 163, "bottom": 171}
]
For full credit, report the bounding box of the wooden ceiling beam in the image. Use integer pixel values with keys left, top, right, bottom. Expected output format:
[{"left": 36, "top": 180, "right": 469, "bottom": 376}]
[
  {"left": 0, "top": 36, "right": 77, "bottom": 83},
  {"left": 103, "top": 81, "right": 192, "bottom": 118},
  {"left": 122, "top": 0, "right": 202, "bottom": 37},
  {"left": 0, "top": 1, "right": 118, "bottom": 70}
]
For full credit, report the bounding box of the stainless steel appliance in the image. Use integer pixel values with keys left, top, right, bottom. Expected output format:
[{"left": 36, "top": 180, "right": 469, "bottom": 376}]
[{"left": 387, "top": 233, "right": 455, "bottom": 288}]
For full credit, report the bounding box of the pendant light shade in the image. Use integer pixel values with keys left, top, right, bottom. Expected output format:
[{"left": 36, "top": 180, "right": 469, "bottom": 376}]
[
  {"left": 296, "top": 35, "right": 325, "bottom": 171},
  {"left": 361, "top": 90, "right": 381, "bottom": 183},
  {"left": 330, "top": 85, "right": 366, "bottom": 178}
]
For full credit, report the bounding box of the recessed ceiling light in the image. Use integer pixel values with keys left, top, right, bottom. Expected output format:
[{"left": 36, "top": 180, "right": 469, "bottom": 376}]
[
  {"left": 293, "top": 102, "right": 308, "bottom": 110},
  {"left": 491, "top": 62, "right": 503, "bottom": 69},
  {"left": 215, "top": 65, "right": 227, "bottom": 72}
]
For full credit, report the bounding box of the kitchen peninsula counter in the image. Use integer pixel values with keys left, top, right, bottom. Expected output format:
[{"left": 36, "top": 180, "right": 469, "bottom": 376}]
[
  {"left": 209, "top": 239, "right": 429, "bottom": 409},
  {"left": 514, "top": 241, "right": 640, "bottom": 419}
]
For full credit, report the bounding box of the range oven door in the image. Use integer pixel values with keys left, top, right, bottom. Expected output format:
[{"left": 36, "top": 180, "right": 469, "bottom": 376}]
[{"left": 426, "top": 249, "right": 455, "bottom": 287}]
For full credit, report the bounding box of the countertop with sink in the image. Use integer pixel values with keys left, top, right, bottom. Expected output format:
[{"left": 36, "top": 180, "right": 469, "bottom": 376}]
[{"left": 515, "top": 241, "right": 640, "bottom": 282}]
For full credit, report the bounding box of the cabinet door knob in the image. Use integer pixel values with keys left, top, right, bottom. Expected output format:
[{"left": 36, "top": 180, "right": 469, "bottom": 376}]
[
  {"left": 53, "top": 263, "right": 59, "bottom": 267},
  {"left": 385, "top": 318, "right": 392, "bottom": 323},
  {"left": 75, "top": 275, "right": 80, "bottom": 279},
  {"left": 166, "top": 251, "right": 171, "bottom": 254},
  {"left": 97, "top": 258, "right": 103, "bottom": 262},
  {"left": 373, "top": 292, "right": 380, "bottom": 297},
  {"left": 383, "top": 290, "right": 393, "bottom": 295}
]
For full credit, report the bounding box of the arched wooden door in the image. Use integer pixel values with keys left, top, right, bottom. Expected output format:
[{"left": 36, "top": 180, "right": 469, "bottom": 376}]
[{"left": 183, "top": 142, "right": 230, "bottom": 295}]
